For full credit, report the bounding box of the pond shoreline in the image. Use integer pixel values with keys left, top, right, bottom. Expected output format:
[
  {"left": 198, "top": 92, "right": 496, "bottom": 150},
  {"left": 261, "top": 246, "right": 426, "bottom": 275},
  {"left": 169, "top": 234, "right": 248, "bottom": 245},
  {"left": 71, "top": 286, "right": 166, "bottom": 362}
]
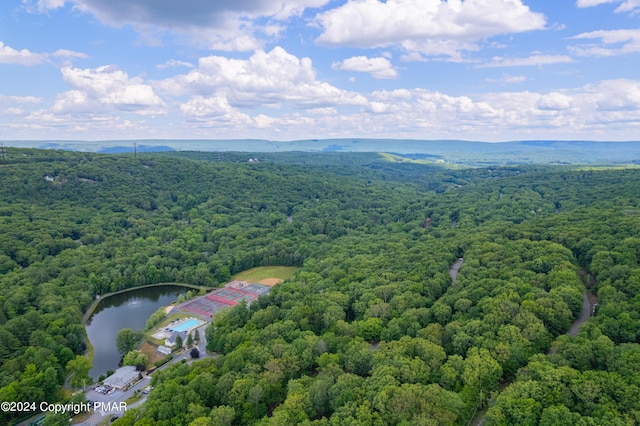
[
  {"left": 82, "top": 283, "right": 212, "bottom": 375},
  {"left": 82, "top": 282, "right": 212, "bottom": 325}
]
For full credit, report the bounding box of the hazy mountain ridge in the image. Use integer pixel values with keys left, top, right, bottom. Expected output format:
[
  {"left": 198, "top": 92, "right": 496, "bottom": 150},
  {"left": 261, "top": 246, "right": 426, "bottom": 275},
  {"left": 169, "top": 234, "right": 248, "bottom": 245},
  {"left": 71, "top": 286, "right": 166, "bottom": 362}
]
[{"left": 4, "top": 139, "right": 640, "bottom": 164}]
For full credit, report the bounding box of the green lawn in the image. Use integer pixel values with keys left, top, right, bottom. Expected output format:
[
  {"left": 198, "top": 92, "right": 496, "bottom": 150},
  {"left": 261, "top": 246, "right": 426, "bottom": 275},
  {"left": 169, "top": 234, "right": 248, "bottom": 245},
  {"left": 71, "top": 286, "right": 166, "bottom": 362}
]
[{"left": 232, "top": 266, "right": 298, "bottom": 282}]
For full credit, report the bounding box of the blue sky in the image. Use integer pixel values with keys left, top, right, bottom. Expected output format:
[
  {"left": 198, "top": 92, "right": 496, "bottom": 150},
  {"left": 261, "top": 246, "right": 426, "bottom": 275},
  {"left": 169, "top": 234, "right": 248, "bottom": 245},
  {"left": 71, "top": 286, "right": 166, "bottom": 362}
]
[{"left": 1, "top": 0, "right": 639, "bottom": 141}]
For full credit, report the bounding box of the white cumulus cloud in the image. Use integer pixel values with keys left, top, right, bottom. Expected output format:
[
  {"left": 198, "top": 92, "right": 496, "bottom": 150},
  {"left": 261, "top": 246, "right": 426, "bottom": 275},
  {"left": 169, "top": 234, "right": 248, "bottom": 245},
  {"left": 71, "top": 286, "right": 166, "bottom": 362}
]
[
  {"left": 53, "top": 49, "right": 88, "bottom": 59},
  {"left": 180, "top": 95, "right": 252, "bottom": 125},
  {"left": 314, "top": 0, "right": 546, "bottom": 60},
  {"left": 281, "top": 80, "right": 640, "bottom": 140},
  {"left": 0, "top": 41, "right": 47, "bottom": 65},
  {"left": 0, "top": 41, "right": 88, "bottom": 67},
  {"left": 589, "top": 79, "right": 640, "bottom": 111},
  {"left": 480, "top": 54, "right": 574, "bottom": 68},
  {"left": 538, "top": 92, "right": 573, "bottom": 110},
  {"left": 26, "top": 77, "right": 640, "bottom": 141},
  {"left": 616, "top": 0, "right": 640, "bottom": 12},
  {"left": 0, "top": 94, "right": 42, "bottom": 104},
  {"left": 159, "top": 47, "right": 368, "bottom": 113},
  {"left": 31, "top": 0, "right": 330, "bottom": 51},
  {"left": 570, "top": 29, "right": 640, "bottom": 56},
  {"left": 332, "top": 56, "right": 398, "bottom": 79},
  {"left": 21, "top": 0, "right": 65, "bottom": 13},
  {"left": 576, "top": 0, "right": 640, "bottom": 12},
  {"left": 55, "top": 65, "right": 166, "bottom": 115},
  {"left": 485, "top": 74, "right": 528, "bottom": 83},
  {"left": 157, "top": 60, "right": 195, "bottom": 70},
  {"left": 576, "top": 0, "right": 617, "bottom": 6}
]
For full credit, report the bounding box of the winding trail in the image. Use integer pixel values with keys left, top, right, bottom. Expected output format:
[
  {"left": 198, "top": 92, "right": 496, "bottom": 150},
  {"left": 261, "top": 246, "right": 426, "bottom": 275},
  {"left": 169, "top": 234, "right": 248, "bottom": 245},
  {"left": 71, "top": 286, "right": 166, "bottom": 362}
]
[
  {"left": 471, "top": 283, "right": 596, "bottom": 426},
  {"left": 568, "top": 291, "right": 591, "bottom": 338},
  {"left": 450, "top": 258, "right": 464, "bottom": 285}
]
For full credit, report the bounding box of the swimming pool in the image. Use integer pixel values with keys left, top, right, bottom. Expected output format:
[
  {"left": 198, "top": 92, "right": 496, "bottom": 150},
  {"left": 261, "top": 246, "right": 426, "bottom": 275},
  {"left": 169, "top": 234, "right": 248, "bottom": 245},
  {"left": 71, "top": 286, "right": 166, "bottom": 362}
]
[{"left": 170, "top": 318, "right": 202, "bottom": 332}]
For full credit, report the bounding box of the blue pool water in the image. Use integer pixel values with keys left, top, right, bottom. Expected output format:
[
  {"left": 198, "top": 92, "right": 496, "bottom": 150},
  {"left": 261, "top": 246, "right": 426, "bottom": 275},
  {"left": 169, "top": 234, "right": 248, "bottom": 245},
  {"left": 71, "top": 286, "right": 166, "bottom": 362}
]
[{"left": 171, "top": 319, "right": 201, "bottom": 332}]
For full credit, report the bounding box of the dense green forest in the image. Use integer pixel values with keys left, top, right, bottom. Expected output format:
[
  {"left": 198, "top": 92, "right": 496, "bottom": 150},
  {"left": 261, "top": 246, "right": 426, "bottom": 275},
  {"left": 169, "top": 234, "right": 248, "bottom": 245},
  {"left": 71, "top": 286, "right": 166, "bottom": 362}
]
[{"left": 1, "top": 148, "right": 640, "bottom": 425}]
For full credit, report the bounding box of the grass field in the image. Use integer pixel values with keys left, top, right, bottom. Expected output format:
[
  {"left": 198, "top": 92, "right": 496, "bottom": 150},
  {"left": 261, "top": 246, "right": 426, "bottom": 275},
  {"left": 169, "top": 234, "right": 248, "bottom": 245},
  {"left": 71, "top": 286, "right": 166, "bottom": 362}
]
[
  {"left": 139, "top": 341, "right": 165, "bottom": 369},
  {"left": 232, "top": 266, "right": 298, "bottom": 283}
]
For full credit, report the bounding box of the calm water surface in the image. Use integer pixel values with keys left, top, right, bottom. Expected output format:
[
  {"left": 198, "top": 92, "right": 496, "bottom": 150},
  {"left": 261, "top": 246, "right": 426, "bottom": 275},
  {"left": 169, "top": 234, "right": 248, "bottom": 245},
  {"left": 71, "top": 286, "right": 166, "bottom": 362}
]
[{"left": 86, "top": 286, "right": 183, "bottom": 379}]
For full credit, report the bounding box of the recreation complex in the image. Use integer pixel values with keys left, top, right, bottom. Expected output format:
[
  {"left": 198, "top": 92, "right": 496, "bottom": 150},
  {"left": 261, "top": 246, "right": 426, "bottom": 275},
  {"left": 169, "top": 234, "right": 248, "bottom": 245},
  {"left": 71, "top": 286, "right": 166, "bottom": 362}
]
[
  {"left": 150, "top": 317, "right": 206, "bottom": 342},
  {"left": 179, "top": 281, "right": 272, "bottom": 318},
  {"left": 150, "top": 280, "right": 273, "bottom": 346}
]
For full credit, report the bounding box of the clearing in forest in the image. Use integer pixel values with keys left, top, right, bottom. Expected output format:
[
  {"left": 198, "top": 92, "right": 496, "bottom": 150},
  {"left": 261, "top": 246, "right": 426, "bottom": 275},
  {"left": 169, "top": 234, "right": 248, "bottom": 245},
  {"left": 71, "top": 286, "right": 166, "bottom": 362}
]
[
  {"left": 232, "top": 266, "right": 298, "bottom": 285},
  {"left": 139, "top": 341, "right": 167, "bottom": 368}
]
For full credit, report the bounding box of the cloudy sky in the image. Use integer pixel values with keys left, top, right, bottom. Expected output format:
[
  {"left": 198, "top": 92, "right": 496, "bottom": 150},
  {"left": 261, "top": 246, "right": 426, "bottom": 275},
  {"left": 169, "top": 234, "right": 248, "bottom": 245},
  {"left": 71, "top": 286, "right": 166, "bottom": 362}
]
[{"left": 1, "top": 0, "right": 639, "bottom": 141}]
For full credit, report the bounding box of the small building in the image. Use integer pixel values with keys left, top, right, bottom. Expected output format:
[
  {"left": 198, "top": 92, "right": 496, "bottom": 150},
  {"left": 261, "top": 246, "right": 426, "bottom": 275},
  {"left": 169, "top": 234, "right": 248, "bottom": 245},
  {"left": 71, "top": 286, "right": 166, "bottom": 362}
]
[
  {"left": 165, "top": 331, "right": 187, "bottom": 348},
  {"left": 157, "top": 345, "right": 171, "bottom": 355},
  {"left": 226, "top": 280, "right": 250, "bottom": 289},
  {"left": 103, "top": 366, "right": 139, "bottom": 390}
]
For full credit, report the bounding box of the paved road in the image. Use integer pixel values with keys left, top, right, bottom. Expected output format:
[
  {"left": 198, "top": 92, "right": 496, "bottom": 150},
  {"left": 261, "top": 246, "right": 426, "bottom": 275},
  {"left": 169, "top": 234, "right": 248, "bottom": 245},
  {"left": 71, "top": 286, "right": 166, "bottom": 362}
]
[
  {"left": 450, "top": 258, "right": 464, "bottom": 285},
  {"left": 473, "top": 289, "right": 595, "bottom": 426},
  {"left": 568, "top": 291, "right": 591, "bottom": 338},
  {"left": 77, "top": 325, "right": 212, "bottom": 425},
  {"left": 79, "top": 376, "right": 151, "bottom": 425}
]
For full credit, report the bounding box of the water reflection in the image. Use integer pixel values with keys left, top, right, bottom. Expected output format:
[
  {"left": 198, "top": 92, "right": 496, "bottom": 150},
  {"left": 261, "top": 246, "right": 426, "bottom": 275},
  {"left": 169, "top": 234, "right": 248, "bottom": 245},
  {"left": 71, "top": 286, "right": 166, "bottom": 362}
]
[{"left": 86, "top": 286, "right": 184, "bottom": 379}]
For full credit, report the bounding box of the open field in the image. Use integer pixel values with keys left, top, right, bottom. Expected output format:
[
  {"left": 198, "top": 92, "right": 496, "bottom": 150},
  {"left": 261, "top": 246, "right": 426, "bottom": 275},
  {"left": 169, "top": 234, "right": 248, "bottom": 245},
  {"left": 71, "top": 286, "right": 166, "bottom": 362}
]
[
  {"left": 231, "top": 266, "right": 298, "bottom": 283},
  {"left": 139, "top": 341, "right": 166, "bottom": 368}
]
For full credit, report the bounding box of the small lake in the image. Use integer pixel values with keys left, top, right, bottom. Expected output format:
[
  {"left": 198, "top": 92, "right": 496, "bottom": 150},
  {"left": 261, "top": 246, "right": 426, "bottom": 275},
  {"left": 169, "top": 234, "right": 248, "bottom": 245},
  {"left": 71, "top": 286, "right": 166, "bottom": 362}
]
[{"left": 86, "top": 285, "right": 185, "bottom": 379}]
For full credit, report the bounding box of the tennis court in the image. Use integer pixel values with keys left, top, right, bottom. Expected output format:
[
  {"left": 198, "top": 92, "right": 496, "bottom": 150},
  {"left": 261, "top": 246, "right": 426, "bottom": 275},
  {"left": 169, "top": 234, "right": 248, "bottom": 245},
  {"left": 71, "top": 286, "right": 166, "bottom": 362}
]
[
  {"left": 242, "top": 284, "right": 271, "bottom": 295},
  {"left": 206, "top": 288, "right": 258, "bottom": 306},
  {"left": 181, "top": 297, "right": 229, "bottom": 317},
  {"left": 180, "top": 284, "right": 273, "bottom": 318}
]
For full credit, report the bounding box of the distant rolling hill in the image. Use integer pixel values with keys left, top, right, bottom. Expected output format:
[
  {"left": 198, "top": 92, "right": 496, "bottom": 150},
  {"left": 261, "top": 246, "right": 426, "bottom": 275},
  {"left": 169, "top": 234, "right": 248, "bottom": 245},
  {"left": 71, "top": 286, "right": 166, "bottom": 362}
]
[{"left": 4, "top": 139, "right": 640, "bottom": 165}]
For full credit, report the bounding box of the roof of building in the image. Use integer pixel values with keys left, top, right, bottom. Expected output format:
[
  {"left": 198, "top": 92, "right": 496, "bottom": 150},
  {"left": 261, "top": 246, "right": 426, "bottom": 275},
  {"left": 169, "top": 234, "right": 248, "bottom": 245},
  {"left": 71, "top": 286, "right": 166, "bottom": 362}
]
[
  {"left": 157, "top": 345, "right": 171, "bottom": 354},
  {"left": 166, "top": 331, "right": 187, "bottom": 344},
  {"left": 103, "top": 366, "right": 139, "bottom": 389}
]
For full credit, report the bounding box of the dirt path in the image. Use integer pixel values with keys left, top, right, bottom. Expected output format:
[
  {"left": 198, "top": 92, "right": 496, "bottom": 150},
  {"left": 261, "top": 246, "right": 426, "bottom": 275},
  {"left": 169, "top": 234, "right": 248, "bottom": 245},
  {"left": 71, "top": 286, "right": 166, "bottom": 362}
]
[{"left": 258, "top": 278, "right": 283, "bottom": 286}]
